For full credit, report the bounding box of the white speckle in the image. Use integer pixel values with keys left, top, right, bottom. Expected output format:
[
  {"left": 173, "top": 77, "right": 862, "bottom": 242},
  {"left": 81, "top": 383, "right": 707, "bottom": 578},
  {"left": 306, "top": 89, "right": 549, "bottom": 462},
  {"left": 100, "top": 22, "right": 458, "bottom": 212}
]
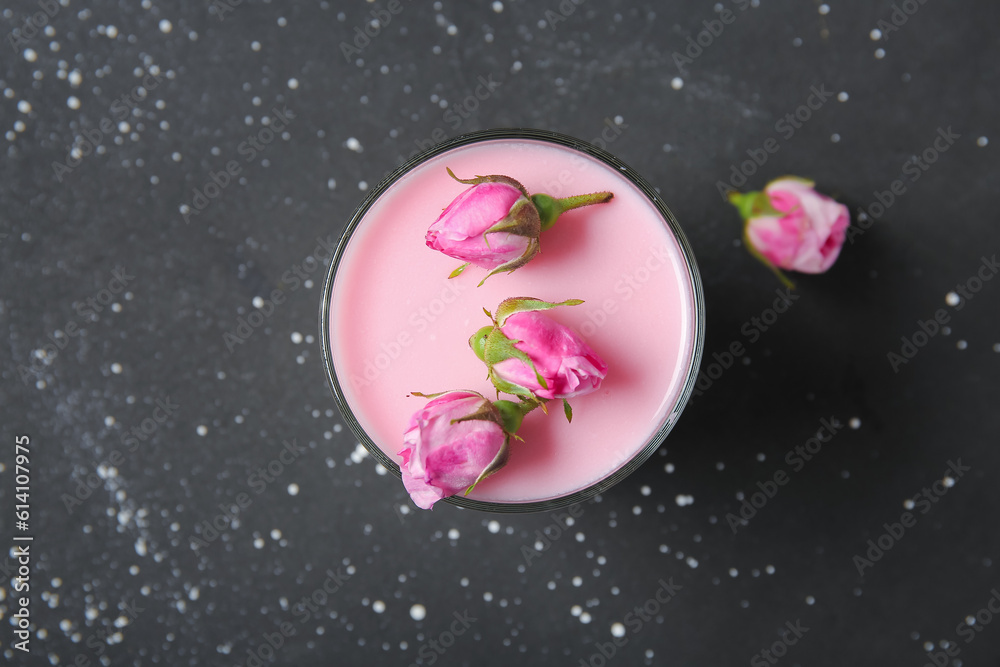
[
  {"left": 993, "top": 343, "right": 1000, "bottom": 353},
  {"left": 977, "top": 136, "right": 989, "bottom": 147},
  {"left": 870, "top": 28, "right": 882, "bottom": 40},
  {"left": 611, "top": 622, "right": 626, "bottom": 638},
  {"left": 17, "top": 100, "right": 31, "bottom": 114},
  {"left": 492, "top": 1, "right": 504, "bottom": 12},
  {"left": 67, "top": 96, "right": 81, "bottom": 110},
  {"left": 957, "top": 340, "right": 968, "bottom": 350},
  {"left": 291, "top": 332, "right": 303, "bottom": 344},
  {"left": 327, "top": 178, "right": 337, "bottom": 190},
  {"left": 251, "top": 41, "right": 261, "bottom": 51},
  {"left": 675, "top": 494, "right": 694, "bottom": 507},
  {"left": 670, "top": 77, "right": 683, "bottom": 90},
  {"left": 69, "top": 70, "right": 83, "bottom": 87},
  {"left": 571, "top": 605, "right": 582, "bottom": 617},
  {"left": 487, "top": 520, "right": 500, "bottom": 534},
  {"left": 277, "top": 16, "right": 287, "bottom": 27},
  {"left": 904, "top": 498, "right": 915, "bottom": 510},
  {"left": 409, "top": 604, "right": 426, "bottom": 621},
  {"left": 580, "top": 612, "right": 592, "bottom": 624},
  {"left": 107, "top": 25, "right": 118, "bottom": 38},
  {"left": 172, "top": 151, "right": 182, "bottom": 162},
  {"left": 572, "top": 576, "right": 583, "bottom": 587},
  {"left": 765, "top": 565, "right": 775, "bottom": 574},
  {"left": 270, "top": 528, "right": 281, "bottom": 540},
  {"left": 287, "top": 78, "right": 299, "bottom": 90},
  {"left": 806, "top": 595, "right": 816, "bottom": 605},
  {"left": 837, "top": 91, "right": 849, "bottom": 102},
  {"left": 943, "top": 476, "right": 955, "bottom": 488},
  {"left": 104, "top": 416, "right": 116, "bottom": 427},
  {"left": 346, "top": 137, "right": 363, "bottom": 152},
  {"left": 350, "top": 443, "right": 369, "bottom": 464},
  {"left": 448, "top": 528, "right": 460, "bottom": 540},
  {"left": 818, "top": 4, "right": 830, "bottom": 14},
  {"left": 945, "top": 291, "right": 961, "bottom": 306},
  {"left": 511, "top": 60, "right": 522, "bottom": 72},
  {"left": 196, "top": 425, "right": 208, "bottom": 436},
  {"left": 189, "top": 587, "right": 200, "bottom": 601},
  {"left": 24, "top": 48, "right": 39, "bottom": 63},
  {"left": 135, "top": 538, "right": 147, "bottom": 556},
  {"left": 483, "top": 591, "right": 493, "bottom": 601},
  {"left": 875, "top": 48, "right": 886, "bottom": 59},
  {"left": 729, "top": 568, "right": 738, "bottom": 577},
  {"left": 252, "top": 296, "right": 265, "bottom": 308},
  {"left": 373, "top": 600, "right": 386, "bottom": 613},
  {"left": 640, "top": 485, "right": 651, "bottom": 496},
  {"left": 447, "top": 25, "right": 457, "bottom": 35},
  {"left": 159, "top": 19, "right": 172, "bottom": 33},
  {"left": 287, "top": 483, "right": 299, "bottom": 496},
  {"left": 253, "top": 537, "right": 265, "bottom": 549},
  {"left": 792, "top": 37, "right": 803, "bottom": 47},
  {"left": 849, "top": 417, "right": 861, "bottom": 429},
  {"left": 632, "top": 505, "right": 641, "bottom": 515},
  {"left": 358, "top": 180, "right": 368, "bottom": 191},
  {"left": 665, "top": 463, "right": 675, "bottom": 473}
]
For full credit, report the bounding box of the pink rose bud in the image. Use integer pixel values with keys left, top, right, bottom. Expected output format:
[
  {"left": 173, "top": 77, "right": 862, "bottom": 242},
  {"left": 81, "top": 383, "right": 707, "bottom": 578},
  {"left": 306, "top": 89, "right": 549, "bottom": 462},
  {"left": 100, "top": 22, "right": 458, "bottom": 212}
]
[
  {"left": 399, "top": 391, "right": 530, "bottom": 509},
  {"left": 470, "top": 297, "right": 608, "bottom": 416},
  {"left": 729, "top": 177, "right": 850, "bottom": 286},
  {"left": 427, "top": 169, "right": 614, "bottom": 285}
]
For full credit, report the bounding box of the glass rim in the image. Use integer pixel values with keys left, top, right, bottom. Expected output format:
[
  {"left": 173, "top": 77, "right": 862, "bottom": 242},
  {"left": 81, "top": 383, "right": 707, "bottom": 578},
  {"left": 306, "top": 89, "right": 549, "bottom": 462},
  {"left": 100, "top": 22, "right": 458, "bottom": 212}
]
[{"left": 319, "top": 127, "right": 706, "bottom": 514}]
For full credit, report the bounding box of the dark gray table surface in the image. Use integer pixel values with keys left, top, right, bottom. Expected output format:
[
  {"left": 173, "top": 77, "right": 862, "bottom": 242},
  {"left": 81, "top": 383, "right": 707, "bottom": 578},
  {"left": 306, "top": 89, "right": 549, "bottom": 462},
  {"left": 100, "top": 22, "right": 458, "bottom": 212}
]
[{"left": 2, "top": 1, "right": 998, "bottom": 665}]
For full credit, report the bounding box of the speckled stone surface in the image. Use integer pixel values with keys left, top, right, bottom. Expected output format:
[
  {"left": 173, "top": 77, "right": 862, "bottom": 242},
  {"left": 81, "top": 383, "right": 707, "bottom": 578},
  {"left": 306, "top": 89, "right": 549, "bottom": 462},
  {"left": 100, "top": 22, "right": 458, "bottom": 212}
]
[{"left": 2, "top": 1, "right": 999, "bottom": 665}]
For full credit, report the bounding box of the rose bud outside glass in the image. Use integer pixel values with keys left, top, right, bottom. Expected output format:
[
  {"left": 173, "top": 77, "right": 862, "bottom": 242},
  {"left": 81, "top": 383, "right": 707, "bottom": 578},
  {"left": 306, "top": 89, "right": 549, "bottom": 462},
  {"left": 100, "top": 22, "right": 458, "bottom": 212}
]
[
  {"left": 399, "top": 390, "right": 535, "bottom": 509},
  {"left": 426, "top": 168, "right": 614, "bottom": 285},
  {"left": 728, "top": 176, "right": 850, "bottom": 287},
  {"left": 470, "top": 297, "right": 608, "bottom": 421}
]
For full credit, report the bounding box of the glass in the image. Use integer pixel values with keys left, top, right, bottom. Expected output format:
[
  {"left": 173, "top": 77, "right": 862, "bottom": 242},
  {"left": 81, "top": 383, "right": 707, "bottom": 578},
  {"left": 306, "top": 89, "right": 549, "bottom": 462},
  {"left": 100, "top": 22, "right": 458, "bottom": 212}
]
[{"left": 320, "top": 128, "right": 705, "bottom": 513}]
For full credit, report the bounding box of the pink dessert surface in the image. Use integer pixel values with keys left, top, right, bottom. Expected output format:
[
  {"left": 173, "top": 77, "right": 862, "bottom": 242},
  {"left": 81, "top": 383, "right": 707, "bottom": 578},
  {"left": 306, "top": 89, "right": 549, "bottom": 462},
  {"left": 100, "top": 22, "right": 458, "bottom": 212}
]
[{"left": 329, "top": 138, "right": 697, "bottom": 504}]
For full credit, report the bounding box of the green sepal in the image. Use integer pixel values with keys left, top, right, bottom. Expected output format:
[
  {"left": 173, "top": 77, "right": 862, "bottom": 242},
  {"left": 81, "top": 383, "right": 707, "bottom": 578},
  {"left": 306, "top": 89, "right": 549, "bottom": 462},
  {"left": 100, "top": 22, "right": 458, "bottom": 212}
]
[
  {"left": 477, "top": 197, "right": 543, "bottom": 286},
  {"left": 494, "top": 297, "right": 585, "bottom": 327},
  {"left": 446, "top": 167, "right": 528, "bottom": 197},
  {"left": 727, "top": 190, "right": 782, "bottom": 221},
  {"left": 563, "top": 399, "right": 573, "bottom": 423},
  {"left": 448, "top": 262, "right": 470, "bottom": 279},
  {"left": 465, "top": 434, "right": 510, "bottom": 495},
  {"left": 483, "top": 328, "right": 548, "bottom": 392}
]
